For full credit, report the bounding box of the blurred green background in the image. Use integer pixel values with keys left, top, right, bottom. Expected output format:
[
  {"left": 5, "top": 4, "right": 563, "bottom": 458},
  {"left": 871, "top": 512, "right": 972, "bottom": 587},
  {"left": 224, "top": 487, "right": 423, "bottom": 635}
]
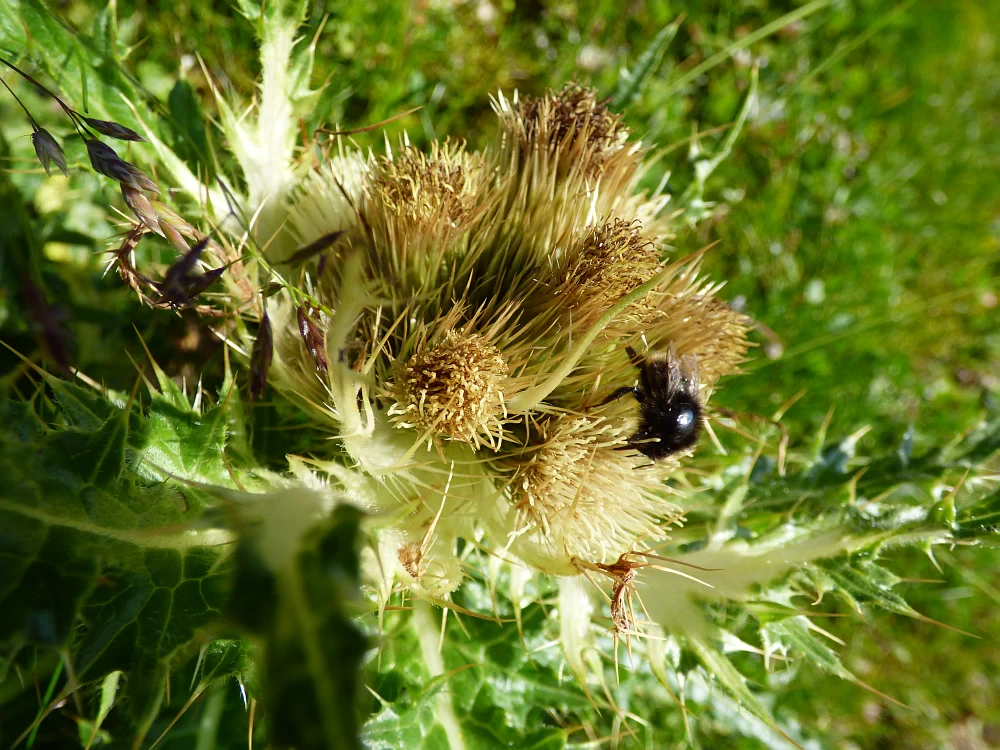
[{"left": 1, "top": 0, "right": 997, "bottom": 747}]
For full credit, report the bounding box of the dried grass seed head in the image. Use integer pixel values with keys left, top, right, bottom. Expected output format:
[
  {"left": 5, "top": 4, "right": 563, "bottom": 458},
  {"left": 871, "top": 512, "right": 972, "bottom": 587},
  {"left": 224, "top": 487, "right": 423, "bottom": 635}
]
[{"left": 31, "top": 128, "right": 67, "bottom": 177}]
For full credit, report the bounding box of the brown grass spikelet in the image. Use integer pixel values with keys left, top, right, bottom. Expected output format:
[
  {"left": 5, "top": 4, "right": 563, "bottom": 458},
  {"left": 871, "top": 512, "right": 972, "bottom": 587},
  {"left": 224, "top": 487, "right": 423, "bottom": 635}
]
[{"left": 388, "top": 328, "right": 509, "bottom": 449}]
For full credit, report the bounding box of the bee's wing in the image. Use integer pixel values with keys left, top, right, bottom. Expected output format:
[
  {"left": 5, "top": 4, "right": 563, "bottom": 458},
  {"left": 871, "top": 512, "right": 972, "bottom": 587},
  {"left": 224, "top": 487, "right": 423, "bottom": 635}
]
[{"left": 667, "top": 342, "right": 701, "bottom": 398}]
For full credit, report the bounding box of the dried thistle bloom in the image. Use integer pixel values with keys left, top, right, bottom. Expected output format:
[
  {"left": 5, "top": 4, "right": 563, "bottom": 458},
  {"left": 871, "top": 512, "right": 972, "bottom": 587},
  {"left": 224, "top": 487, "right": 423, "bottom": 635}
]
[
  {"left": 498, "top": 413, "right": 684, "bottom": 575},
  {"left": 388, "top": 328, "right": 509, "bottom": 449},
  {"left": 486, "top": 83, "right": 673, "bottom": 301},
  {"left": 368, "top": 143, "right": 482, "bottom": 233},
  {"left": 533, "top": 218, "right": 662, "bottom": 331},
  {"left": 31, "top": 128, "right": 67, "bottom": 177},
  {"left": 641, "top": 268, "right": 753, "bottom": 384},
  {"left": 358, "top": 142, "right": 488, "bottom": 303}
]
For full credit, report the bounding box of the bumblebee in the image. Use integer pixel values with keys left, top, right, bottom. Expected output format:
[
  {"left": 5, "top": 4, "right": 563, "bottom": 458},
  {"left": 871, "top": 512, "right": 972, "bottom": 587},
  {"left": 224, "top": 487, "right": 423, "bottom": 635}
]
[{"left": 601, "top": 344, "right": 702, "bottom": 460}]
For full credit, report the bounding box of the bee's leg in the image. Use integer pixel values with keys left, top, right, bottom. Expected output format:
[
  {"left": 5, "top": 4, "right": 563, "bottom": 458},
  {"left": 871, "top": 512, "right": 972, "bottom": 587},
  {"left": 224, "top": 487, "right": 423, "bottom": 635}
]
[
  {"left": 625, "top": 345, "right": 643, "bottom": 366},
  {"left": 599, "top": 386, "right": 643, "bottom": 406},
  {"left": 338, "top": 340, "right": 367, "bottom": 369}
]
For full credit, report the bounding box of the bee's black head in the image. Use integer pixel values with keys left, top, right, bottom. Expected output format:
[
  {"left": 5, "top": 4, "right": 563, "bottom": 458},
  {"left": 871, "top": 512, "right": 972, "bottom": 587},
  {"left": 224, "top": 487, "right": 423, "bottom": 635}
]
[{"left": 631, "top": 391, "right": 702, "bottom": 460}]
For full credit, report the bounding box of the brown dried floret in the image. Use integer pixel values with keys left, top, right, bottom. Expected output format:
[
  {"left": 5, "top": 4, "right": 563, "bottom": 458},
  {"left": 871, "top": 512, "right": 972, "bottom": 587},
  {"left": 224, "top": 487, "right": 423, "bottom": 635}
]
[
  {"left": 297, "top": 306, "right": 329, "bottom": 373},
  {"left": 517, "top": 83, "right": 629, "bottom": 172},
  {"left": 398, "top": 542, "right": 424, "bottom": 580},
  {"left": 546, "top": 219, "right": 661, "bottom": 328},
  {"left": 389, "top": 329, "right": 509, "bottom": 448}
]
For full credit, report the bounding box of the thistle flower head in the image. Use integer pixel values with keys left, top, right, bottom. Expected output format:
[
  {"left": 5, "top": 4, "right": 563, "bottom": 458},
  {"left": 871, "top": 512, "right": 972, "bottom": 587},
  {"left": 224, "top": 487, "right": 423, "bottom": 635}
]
[
  {"left": 243, "top": 84, "right": 752, "bottom": 587},
  {"left": 146, "top": 73, "right": 751, "bottom": 603},
  {"left": 537, "top": 218, "right": 662, "bottom": 331},
  {"left": 388, "top": 327, "right": 509, "bottom": 449},
  {"left": 512, "top": 82, "right": 629, "bottom": 175},
  {"left": 370, "top": 142, "right": 481, "bottom": 230},
  {"left": 499, "top": 413, "right": 684, "bottom": 575}
]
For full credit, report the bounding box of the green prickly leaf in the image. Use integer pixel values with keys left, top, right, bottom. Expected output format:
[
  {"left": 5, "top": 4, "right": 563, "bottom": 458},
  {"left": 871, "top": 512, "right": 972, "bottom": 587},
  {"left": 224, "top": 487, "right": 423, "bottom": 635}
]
[
  {"left": 686, "top": 635, "right": 786, "bottom": 739},
  {"left": 46, "top": 377, "right": 116, "bottom": 430},
  {"left": 765, "top": 618, "right": 854, "bottom": 681},
  {"left": 0, "top": 391, "right": 232, "bottom": 735},
  {"left": 954, "top": 489, "right": 1000, "bottom": 540},
  {"left": 365, "top": 576, "right": 587, "bottom": 750}
]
